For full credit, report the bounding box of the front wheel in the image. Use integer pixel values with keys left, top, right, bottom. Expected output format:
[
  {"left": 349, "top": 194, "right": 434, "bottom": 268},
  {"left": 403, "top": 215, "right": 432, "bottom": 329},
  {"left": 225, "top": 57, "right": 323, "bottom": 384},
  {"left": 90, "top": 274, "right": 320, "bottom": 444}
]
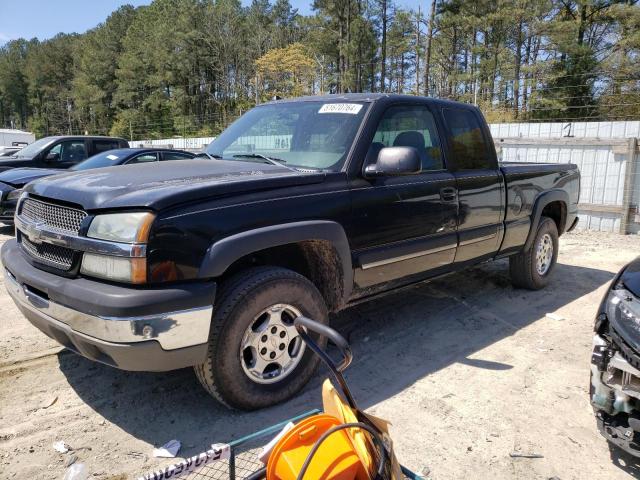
[
  {"left": 194, "top": 266, "right": 328, "bottom": 410},
  {"left": 509, "top": 216, "right": 559, "bottom": 290}
]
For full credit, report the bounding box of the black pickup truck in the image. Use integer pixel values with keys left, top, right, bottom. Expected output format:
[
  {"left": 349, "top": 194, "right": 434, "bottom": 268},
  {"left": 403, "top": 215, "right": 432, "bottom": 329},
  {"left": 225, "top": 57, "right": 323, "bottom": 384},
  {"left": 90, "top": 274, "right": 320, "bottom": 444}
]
[
  {"left": 0, "top": 135, "right": 129, "bottom": 172},
  {"left": 2, "top": 94, "right": 580, "bottom": 409}
]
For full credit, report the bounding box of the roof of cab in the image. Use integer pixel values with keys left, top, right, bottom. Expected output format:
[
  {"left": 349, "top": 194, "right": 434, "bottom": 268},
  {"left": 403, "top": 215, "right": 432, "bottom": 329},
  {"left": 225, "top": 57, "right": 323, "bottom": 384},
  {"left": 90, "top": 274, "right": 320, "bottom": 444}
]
[
  {"left": 265, "top": 93, "right": 477, "bottom": 110},
  {"left": 101, "top": 148, "right": 193, "bottom": 156},
  {"left": 43, "top": 135, "right": 127, "bottom": 141}
]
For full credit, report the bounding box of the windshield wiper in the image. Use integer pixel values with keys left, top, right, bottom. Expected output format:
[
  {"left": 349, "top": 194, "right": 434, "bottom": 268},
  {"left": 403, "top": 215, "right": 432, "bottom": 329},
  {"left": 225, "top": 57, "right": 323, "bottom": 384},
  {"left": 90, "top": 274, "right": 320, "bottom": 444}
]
[
  {"left": 232, "top": 153, "right": 288, "bottom": 167},
  {"left": 195, "top": 152, "right": 222, "bottom": 160}
]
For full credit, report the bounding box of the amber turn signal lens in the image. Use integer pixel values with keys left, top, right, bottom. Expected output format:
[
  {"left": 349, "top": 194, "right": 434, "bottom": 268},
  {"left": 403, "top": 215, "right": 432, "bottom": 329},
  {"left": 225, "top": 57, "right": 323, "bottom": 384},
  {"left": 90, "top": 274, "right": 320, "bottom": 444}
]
[{"left": 130, "top": 257, "right": 148, "bottom": 284}]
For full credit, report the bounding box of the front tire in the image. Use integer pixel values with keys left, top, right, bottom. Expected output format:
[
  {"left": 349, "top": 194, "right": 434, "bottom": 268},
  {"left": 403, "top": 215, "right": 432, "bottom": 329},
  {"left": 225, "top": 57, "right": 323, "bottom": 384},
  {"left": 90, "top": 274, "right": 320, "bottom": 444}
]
[
  {"left": 509, "top": 216, "right": 559, "bottom": 290},
  {"left": 194, "top": 266, "right": 328, "bottom": 410}
]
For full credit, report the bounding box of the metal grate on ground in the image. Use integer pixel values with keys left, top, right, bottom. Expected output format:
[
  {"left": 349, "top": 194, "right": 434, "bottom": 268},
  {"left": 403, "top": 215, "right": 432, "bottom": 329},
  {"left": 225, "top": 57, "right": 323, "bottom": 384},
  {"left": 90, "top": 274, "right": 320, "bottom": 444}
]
[
  {"left": 138, "top": 409, "right": 423, "bottom": 480},
  {"left": 183, "top": 447, "right": 263, "bottom": 480},
  {"left": 140, "top": 411, "right": 319, "bottom": 480}
]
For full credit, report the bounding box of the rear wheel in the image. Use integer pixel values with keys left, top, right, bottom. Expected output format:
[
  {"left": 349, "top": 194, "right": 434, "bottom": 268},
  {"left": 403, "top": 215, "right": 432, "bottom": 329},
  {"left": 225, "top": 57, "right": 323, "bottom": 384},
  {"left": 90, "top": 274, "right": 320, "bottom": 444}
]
[
  {"left": 509, "top": 216, "right": 559, "bottom": 290},
  {"left": 194, "top": 266, "right": 328, "bottom": 410}
]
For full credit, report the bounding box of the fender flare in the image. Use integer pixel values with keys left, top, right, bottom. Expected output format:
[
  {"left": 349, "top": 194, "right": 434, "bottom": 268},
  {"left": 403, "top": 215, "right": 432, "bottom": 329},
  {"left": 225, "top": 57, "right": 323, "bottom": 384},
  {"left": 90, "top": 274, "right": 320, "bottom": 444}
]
[
  {"left": 524, "top": 189, "right": 569, "bottom": 251},
  {"left": 198, "top": 220, "right": 353, "bottom": 302}
]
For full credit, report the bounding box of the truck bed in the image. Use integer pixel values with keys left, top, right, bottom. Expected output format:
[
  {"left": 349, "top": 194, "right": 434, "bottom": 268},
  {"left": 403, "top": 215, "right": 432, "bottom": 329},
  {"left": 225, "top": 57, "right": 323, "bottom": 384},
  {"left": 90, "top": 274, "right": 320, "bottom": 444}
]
[{"left": 498, "top": 161, "right": 580, "bottom": 256}]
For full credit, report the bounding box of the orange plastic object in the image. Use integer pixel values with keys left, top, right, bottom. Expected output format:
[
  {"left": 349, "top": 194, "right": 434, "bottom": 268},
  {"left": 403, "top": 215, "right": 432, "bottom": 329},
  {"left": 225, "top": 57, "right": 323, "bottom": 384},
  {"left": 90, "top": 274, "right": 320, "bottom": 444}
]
[{"left": 266, "top": 414, "right": 368, "bottom": 480}]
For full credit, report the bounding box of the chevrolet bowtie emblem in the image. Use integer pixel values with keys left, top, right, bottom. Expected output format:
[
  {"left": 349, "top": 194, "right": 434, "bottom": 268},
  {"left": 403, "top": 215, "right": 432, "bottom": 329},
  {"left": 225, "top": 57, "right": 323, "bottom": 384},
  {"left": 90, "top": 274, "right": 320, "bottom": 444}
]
[{"left": 26, "top": 222, "right": 46, "bottom": 244}]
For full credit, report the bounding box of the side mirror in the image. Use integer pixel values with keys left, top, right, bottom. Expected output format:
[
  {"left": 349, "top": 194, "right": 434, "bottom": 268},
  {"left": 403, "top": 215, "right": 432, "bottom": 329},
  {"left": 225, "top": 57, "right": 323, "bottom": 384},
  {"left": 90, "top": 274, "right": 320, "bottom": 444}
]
[
  {"left": 364, "top": 146, "right": 421, "bottom": 178},
  {"left": 44, "top": 152, "right": 59, "bottom": 162}
]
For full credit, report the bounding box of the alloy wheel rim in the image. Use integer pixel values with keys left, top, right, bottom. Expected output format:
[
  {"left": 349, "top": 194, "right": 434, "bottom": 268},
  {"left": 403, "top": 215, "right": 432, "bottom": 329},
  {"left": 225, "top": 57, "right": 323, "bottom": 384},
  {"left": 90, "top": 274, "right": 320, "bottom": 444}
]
[
  {"left": 240, "top": 303, "right": 305, "bottom": 384},
  {"left": 535, "top": 233, "right": 553, "bottom": 275}
]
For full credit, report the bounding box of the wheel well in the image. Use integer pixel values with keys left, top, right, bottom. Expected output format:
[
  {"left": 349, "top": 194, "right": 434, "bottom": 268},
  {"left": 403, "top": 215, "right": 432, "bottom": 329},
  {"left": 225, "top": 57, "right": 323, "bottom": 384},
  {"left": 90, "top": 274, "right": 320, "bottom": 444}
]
[
  {"left": 541, "top": 201, "right": 567, "bottom": 234},
  {"left": 220, "top": 241, "right": 345, "bottom": 312}
]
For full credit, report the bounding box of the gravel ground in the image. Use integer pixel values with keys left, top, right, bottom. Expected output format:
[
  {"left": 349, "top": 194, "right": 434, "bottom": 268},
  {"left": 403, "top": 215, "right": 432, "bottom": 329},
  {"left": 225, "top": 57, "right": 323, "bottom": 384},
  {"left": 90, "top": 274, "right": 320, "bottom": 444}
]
[{"left": 1, "top": 227, "right": 639, "bottom": 479}]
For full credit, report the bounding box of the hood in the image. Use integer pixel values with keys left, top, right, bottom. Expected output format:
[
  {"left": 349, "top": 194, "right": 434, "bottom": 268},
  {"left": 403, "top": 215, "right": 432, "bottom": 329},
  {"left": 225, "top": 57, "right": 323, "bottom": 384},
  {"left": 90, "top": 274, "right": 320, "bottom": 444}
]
[
  {"left": 0, "top": 167, "right": 59, "bottom": 187},
  {"left": 25, "top": 159, "right": 325, "bottom": 211},
  {"left": 621, "top": 258, "right": 640, "bottom": 299},
  {"left": 0, "top": 156, "right": 36, "bottom": 172}
]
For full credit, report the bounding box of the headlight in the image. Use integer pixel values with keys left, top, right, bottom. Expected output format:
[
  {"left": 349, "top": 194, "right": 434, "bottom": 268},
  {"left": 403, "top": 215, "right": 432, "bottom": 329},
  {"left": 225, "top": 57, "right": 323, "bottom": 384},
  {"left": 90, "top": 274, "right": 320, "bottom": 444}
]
[
  {"left": 87, "top": 212, "right": 155, "bottom": 243},
  {"left": 605, "top": 287, "right": 640, "bottom": 348},
  {"left": 6, "top": 189, "right": 23, "bottom": 201},
  {"left": 82, "top": 212, "right": 154, "bottom": 283},
  {"left": 81, "top": 253, "right": 147, "bottom": 284}
]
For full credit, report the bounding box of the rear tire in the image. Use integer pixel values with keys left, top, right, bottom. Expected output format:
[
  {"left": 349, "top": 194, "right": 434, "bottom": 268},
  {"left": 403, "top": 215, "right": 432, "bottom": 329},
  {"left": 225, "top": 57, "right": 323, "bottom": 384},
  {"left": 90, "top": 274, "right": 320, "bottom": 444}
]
[
  {"left": 509, "top": 216, "right": 559, "bottom": 290},
  {"left": 194, "top": 266, "right": 328, "bottom": 410}
]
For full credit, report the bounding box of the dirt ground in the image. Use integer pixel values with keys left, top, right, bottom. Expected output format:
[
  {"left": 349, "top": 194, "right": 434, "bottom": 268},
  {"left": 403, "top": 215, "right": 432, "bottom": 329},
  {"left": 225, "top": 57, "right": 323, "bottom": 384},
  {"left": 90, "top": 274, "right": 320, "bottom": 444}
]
[{"left": 1, "top": 226, "right": 640, "bottom": 480}]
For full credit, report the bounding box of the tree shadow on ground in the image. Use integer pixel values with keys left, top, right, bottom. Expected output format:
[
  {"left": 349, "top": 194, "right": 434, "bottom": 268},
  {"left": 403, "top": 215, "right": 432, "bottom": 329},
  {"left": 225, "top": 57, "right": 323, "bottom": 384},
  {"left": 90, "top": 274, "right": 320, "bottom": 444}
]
[{"left": 58, "top": 259, "right": 614, "bottom": 464}]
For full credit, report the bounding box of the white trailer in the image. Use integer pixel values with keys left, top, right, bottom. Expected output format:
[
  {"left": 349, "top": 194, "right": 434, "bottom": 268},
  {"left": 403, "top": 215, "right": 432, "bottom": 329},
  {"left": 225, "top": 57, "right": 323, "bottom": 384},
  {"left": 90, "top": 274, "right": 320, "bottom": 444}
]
[{"left": 0, "top": 128, "right": 35, "bottom": 147}]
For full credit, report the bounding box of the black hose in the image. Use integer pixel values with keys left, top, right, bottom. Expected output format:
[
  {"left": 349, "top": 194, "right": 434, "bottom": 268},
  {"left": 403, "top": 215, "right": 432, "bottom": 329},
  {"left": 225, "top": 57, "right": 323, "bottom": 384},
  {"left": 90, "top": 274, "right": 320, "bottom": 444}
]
[
  {"left": 245, "top": 466, "right": 267, "bottom": 480},
  {"left": 294, "top": 422, "right": 388, "bottom": 480}
]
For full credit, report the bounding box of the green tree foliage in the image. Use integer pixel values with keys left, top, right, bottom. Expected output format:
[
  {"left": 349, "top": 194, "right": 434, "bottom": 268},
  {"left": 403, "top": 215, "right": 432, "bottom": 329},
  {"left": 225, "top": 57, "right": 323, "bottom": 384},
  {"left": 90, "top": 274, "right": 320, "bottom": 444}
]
[
  {"left": 255, "top": 43, "right": 315, "bottom": 98},
  {"left": 74, "top": 5, "right": 137, "bottom": 136},
  {"left": 24, "top": 34, "right": 78, "bottom": 137},
  {"left": 0, "top": 0, "right": 638, "bottom": 139}
]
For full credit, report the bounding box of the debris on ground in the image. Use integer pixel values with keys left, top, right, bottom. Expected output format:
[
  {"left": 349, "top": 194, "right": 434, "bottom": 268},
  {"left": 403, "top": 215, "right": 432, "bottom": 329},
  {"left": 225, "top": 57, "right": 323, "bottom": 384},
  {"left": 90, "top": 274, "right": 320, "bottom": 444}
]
[
  {"left": 62, "top": 463, "right": 87, "bottom": 480},
  {"left": 53, "top": 441, "right": 69, "bottom": 454},
  {"left": 153, "top": 439, "right": 181, "bottom": 458},
  {"left": 40, "top": 395, "right": 58, "bottom": 410},
  {"left": 545, "top": 313, "right": 565, "bottom": 321},
  {"left": 509, "top": 451, "right": 544, "bottom": 459}
]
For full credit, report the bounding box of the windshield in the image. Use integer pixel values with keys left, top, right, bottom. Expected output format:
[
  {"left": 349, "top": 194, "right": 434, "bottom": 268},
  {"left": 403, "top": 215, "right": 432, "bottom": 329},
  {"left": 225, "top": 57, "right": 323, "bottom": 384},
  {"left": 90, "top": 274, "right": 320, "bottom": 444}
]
[
  {"left": 10, "top": 137, "right": 54, "bottom": 157},
  {"left": 70, "top": 150, "right": 127, "bottom": 170},
  {"left": 206, "top": 101, "right": 369, "bottom": 171}
]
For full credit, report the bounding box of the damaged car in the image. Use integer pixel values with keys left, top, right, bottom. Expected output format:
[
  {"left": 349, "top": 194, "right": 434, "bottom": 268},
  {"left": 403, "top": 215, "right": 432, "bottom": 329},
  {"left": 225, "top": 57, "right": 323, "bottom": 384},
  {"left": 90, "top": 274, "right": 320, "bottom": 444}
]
[{"left": 591, "top": 258, "right": 640, "bottom": 456}]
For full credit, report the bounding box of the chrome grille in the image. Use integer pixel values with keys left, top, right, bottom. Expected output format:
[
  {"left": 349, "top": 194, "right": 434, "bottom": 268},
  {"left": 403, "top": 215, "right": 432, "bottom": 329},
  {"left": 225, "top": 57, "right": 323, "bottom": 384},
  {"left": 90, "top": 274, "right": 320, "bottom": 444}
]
[
  {"left": 20, "top": 198, "right": 86, "bottom": 235},
  {"left": 21, "top": 235, "right": 74, "bottom": 270}
]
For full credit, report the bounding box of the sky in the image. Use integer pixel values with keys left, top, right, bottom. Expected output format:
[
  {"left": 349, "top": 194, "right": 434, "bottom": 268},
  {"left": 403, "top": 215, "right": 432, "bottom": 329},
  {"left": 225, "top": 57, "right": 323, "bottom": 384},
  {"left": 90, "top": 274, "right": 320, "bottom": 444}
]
[{"left": 0, "top": 0, "right": 427, "bottom": 46}]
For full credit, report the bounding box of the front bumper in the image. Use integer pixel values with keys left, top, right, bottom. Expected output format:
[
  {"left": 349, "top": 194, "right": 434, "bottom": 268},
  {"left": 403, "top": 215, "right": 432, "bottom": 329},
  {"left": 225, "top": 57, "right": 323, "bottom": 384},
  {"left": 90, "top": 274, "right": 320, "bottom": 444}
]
[
  {"left": 591, "top": 333, "right": 640, "bottom": 456},
  {"left": 2, "top": 239, "right": 216, "bottom": 371}
]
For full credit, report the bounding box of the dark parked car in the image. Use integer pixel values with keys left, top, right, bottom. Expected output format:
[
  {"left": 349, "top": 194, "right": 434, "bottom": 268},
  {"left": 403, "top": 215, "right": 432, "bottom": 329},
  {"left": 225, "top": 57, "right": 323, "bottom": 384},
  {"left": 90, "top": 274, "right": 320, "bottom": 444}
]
[
  {"left": 2, "top": 94, "right": 580, "bottom": 409},
  {"left": 591, "top": 258, "right": 640, "bottom": 456},
  {"left": 0, "top": 148, "right": 195, "bottom": 225},
  {"left": 0, "top": 135, "right": 128, "bottom": 172}
]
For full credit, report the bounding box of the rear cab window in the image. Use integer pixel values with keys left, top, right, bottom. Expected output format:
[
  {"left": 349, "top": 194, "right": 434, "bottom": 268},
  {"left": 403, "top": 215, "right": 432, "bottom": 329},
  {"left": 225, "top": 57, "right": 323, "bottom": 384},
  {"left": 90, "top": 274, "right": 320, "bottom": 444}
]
[
  {"left": 93, "top": 139, "right": 123, "bottom": 154},
  {"left": 442, "top": 108, "right": 494, "bottom": 170}
]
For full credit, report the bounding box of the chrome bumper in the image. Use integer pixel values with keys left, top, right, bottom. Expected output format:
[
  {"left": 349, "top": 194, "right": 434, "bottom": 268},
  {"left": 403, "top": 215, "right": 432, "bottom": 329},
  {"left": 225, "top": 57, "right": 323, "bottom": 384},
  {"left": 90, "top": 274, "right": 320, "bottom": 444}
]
[{"left": 4, "top": 268, "right": 212, "bottom": 350}]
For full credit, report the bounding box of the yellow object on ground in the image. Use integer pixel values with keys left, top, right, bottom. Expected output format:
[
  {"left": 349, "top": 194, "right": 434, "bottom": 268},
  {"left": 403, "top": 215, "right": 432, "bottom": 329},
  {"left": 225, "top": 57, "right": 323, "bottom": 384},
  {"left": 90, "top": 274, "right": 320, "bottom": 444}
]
[
  {"left": 322, "top": 379, "right": 403, "bottom": 480},
  {"left": 266, "top": 413, "right": 368, "bottom": 480}
]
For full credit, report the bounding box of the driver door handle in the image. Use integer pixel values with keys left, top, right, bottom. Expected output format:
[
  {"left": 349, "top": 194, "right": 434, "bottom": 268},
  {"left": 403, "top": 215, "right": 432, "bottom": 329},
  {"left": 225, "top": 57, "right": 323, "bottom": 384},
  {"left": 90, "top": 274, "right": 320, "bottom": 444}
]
[{"left": 440, "top": 187, "right": 458, "bottom": 202}]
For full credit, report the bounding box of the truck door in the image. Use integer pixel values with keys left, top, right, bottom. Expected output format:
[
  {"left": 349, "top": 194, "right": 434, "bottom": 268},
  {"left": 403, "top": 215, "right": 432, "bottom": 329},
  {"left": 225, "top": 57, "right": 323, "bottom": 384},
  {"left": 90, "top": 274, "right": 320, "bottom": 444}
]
[
  {"left": 441, "top": 107, "right": 504, "bottom": 264},
  {"left": 349, "top": 103, "right": 459, "bottom": 290},
  {"left": 39, "top": 139, "right": 89, "bottom": 169}
]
